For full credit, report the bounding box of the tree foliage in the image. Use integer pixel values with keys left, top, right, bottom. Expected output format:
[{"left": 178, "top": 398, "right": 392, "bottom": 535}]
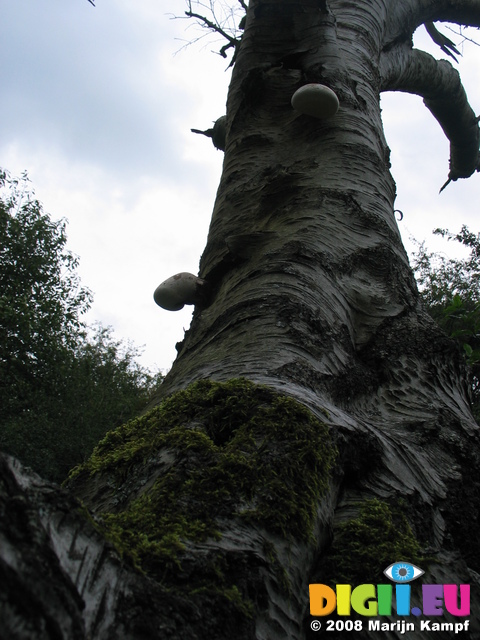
[
  {"left": 0, "top": 170, "right": 92, "bottom": 408},
  {"left": 0, "top": 170, "right": 162, "bottom": 482},
  {"left": 412, "top": 225, "right": 480, "bottom": 418}
]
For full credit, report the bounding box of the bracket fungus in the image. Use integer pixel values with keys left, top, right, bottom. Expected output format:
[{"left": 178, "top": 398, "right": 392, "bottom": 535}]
[
  {"left": 153, "top": 272, "right": 209, "bottom": 311},
  {"left": 291, "top": 84, "right": 339, "bottom": 119},
  {"left": 191, "top": 116, "right": 227, "bottom": 151}
]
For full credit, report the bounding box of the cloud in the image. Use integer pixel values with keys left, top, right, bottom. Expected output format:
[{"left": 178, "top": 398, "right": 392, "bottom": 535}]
[
  {"left": 1, "top": 5, "right": 479, "bottom": 370},
  {"left": 0, "top": 0, "right": 233, "bottom": 369},
  {"left": 0, "top": 0, "right": 227, "bottom": 183}
]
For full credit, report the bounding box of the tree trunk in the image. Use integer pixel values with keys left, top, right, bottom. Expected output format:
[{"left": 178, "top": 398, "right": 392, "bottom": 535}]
[{"left": 2, "top": 1, "right": 480, "bottom": 638}]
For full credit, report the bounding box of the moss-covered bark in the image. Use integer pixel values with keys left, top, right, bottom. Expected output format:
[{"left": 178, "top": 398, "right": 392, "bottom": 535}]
[
  {"left": 320, "top": 499, "right": 425, "bottom": 586},
  {"left": 67, "top": 379, "right": 337, "bottom": 636}
]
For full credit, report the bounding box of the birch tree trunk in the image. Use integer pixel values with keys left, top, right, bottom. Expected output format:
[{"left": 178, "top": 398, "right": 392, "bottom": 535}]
[{"left": 2, "top": 1, "right": 480, "bottom": 639}]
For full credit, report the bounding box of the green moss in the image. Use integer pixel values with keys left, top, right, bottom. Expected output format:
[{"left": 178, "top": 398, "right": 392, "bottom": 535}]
[
  {"left": 263, "top": 539, "right": 293, "bottom": 595},
  {"left": 322, "top": 499, "right": 425, "bottom": 585},
  {"left": 70, "top": 378, "right": 336, "bottom": 612}
]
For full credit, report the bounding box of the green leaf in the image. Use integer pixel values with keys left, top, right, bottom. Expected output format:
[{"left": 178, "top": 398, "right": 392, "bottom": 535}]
[{"left": 464, "top": 343, "right": 473, "bottom": 357}]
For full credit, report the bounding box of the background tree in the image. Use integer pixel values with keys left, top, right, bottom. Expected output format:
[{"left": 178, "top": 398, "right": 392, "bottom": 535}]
[
  {"left": 1, "top": 2, "right": 480, "bottom": 640},
  {"left": 412, "top": 225, "right": 480, "bottom": 420},
  {"left": 0, "top": 170, "right": 162, "bottom": 482}
]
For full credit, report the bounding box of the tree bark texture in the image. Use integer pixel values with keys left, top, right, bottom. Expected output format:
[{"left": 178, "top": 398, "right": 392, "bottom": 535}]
[{"left": 2, "top": 1, "right": 480, "bottom": 639}]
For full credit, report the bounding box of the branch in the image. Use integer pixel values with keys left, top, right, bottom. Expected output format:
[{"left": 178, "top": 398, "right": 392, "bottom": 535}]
[
  {"left": 385, "top": 1, "right": 480, "bottom": 51},
  {"left": 380, "top": 46, "right": 480, "bottom": 187},
  {"left": 431, "top": 0, "right": 480, "bottom": 28},
  {"left": 445, "top": 24, "right": 480, "bottom": 49},
  {"left": 180, "top": 1, "right": 245, "bottom": 63},
  {"left": 185, "top": 9, "right": 238, "bottom": 47},
  {"left": 219, "top": 40, "right": 237, "bottom": 58},
  {"left": 424, "top": 22, "right": 461, "bottom": 61}
]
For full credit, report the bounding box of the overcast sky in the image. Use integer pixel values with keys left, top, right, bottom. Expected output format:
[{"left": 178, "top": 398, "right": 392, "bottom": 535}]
[{"left": 1, "top": 1, "right": 479, "bottom": 372}]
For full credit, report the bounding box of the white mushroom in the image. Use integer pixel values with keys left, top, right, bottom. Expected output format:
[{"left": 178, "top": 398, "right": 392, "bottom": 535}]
[
  {"left": 153, "top": 272, "right": 209, "bottom": 311},
  {"left": 291, "top": 84, "right": 339, "bottom": 119}
]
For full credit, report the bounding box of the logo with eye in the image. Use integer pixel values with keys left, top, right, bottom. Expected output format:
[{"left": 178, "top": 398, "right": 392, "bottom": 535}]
[{"left": 383, "top": 562, "right": 425, "bottom": 583}]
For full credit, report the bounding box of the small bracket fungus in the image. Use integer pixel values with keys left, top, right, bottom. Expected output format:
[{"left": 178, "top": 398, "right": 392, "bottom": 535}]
[
  {"left": 154, "top": 272, "right": 209, "bottom": 311},
  {"left": 191, "top": 116, "right": 227, "bottom": 151},
  {"left": 291, "top": 84, "right": 339, "bottom": 119}
]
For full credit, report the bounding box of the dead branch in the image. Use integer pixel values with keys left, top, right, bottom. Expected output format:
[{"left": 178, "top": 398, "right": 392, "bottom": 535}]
[
  {"left": 176, "top": 1, "right": 246, "bottom": 62},
  {"left": 425, "top": 22, "right": 461, "bottom": 62},
  {"left": 446, "top": 25, "right": 480, "bottom": 49},
  {"left": 219, "top": 40, "right": 237, "bottom": 58},
  {"left": 185, "top": 9, "right": 238, "bottom": 48}
]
